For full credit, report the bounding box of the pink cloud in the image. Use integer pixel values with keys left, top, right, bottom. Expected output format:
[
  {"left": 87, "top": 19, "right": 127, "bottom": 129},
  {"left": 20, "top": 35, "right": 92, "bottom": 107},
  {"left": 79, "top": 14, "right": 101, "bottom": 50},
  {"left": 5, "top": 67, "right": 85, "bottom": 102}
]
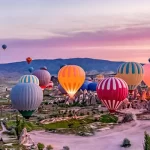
[{"left": 1, "top": 25, "right": 150, "bottom": 63}]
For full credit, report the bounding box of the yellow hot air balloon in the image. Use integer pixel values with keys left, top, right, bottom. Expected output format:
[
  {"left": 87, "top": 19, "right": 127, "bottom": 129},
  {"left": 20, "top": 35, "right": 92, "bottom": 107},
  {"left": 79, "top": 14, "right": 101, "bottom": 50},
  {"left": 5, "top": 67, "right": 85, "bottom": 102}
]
[
  {"left": 117, "top": 62, "right": 144, "bottom": 94},
  {"left": 95, "top": 74, "right": 104, "bottom": 82},
  {"left": 58, "top": 65, "right": 85, "bottom": 98}
]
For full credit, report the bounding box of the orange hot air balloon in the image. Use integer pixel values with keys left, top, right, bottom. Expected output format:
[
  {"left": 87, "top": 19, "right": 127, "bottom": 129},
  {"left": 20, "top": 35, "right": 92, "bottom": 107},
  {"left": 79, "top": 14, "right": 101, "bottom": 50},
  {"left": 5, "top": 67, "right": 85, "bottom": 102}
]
[
  {"left": 58, "top": 65, "right": 85, "bottom": 98},
  {"left": 143, "top": 64, "right": 150, "bottom": 87},
  {"left": 26, "top": 57, "right": 32, "bottom": 64}
]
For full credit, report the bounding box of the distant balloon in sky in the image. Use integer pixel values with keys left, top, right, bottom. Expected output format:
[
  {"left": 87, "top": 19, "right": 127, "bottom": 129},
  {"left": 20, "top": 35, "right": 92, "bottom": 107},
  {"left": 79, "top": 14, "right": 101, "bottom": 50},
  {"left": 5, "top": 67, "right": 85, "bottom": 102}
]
[
  {"left": 96, "top": 77, "right": 128, "bottom": 113},
  {"left": 28, "top": 67, "right": 34, "bottom": 73},
  {"left": 19, "top": 75, "right": 39, "bottom": 85},
  {"left": 26, "top": 57, "right": 32, "bottom": 64},
  {"left": 2, "top": 44, "right": 7, "bottom": 50},
  {"left": 148, "top": 58, "right": 150, "bottom": 63},
  {"left": 10, "top": 83, "right": 43, "bottom": 119},
  {"left": 116, "top": 62, "right": 143, "bottom": 94},
  {"left": 32, "top": 69, "right": 51, "bottom": 90},
  {"left": 58, "top": 65, "right": 85, "bottom": 98}
]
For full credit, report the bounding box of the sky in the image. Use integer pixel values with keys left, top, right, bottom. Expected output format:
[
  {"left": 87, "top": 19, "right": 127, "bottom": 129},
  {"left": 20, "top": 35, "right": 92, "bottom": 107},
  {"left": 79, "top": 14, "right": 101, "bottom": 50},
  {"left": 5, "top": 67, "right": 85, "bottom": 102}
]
[{"left": 0, "top": 0, "right": 150, "bottom": 63}]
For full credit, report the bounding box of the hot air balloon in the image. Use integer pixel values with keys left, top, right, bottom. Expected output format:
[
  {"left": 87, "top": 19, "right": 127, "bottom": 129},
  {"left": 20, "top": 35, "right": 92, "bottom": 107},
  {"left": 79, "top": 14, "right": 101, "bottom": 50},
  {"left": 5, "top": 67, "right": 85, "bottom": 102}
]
[
  {"left": 40, "top": 66, "right": 47, "bottom": 70},
  {"left": 32, "top": 69, "right": 51, "bottom": 90},
  {"left": 143, "top": 64, "right": 150, "bottom": 87},
  {"left": 88, "top": 82, "right": 97, "bottom": 91},
  {"left": 94, "top": 74, "right": 104, "bottom": 82},
  {"left": 28, "top": 67, "right": 34, "bottom": 73},
  {"left": 58, "top": 84, "right": 67, "bottom": 94},
  {"left": 45, "top": 81, "right": 54, "bottom": 90},
  {"left": 10, "top": 83, "right": 43, "bottom": 119},
  {"left": 26, "top": 57, "right": 32, "bottom": 64},
  {"left": 19, "top": 75, "right": 39, "bottom": 85},
  {"left": 58, "top": 65, "right": 85, "bottom": 98},
  {"left": 116, "top": 62, "right": 143, "bottom": 94},
  {"left": 97, "top": 77, "right": 128, "bottom": 113},
  {"left": 2, "top": 44, "right": 7, "bottom": 50},
  {"left": 80, "top": 81, "right": 91, "bottom": 91}
]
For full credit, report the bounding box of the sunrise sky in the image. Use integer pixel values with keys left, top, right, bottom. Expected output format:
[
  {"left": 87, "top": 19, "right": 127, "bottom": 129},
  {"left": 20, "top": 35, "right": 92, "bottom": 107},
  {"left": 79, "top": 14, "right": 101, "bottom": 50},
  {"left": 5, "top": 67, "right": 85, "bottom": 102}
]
[{"left": 0, "top": 0, "right": 150, "bottom": 63}]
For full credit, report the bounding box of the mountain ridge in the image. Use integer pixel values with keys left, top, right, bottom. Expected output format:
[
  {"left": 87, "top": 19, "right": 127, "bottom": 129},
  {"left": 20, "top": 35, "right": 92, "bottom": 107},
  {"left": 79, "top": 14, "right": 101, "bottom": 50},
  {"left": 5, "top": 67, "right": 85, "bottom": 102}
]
[{"left": 0, "top": 58, "right": 142, "bottom": 76}]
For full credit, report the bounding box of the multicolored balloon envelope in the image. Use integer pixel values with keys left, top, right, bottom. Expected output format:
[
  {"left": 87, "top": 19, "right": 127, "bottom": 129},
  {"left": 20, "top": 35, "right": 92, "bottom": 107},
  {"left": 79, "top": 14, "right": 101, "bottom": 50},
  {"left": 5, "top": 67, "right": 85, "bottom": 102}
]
[
  {"left": 116, "top": 62, "right": 143, "bottom": 93},
  {"left": 143, "top": 64, "right": 150, "bottom": 87},
  {"left": 58, "top": 65, "right": 85, "bottom": 98},
  {"left": 19, "top": 75, "right": 39, "bottom": 85},
  {"left": 10, "top": 83, "right": 43, "bottom": 119},
  {"left": 32, "top": 69, "right": 51, "bottom": 90},
  {"left": 96, "top": 77, "right": 128, "bottom": 113}
]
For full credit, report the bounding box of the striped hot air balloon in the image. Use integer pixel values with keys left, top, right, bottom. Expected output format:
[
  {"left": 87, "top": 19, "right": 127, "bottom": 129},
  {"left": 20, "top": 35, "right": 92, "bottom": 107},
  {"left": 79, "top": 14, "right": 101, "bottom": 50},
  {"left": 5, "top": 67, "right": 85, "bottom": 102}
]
[
  {"left": 58, "top": 65, "right": 85, "bottom": 98},
  {"left": 19, "top": 75, "right": 39, "bottom": 85},
  {"left": 116, "top": 62, "right": 143, "bottom": 94},
  {"left": 10, "top": 83, "right": 43, "bottom": 119},
  {"left": 96, "top": 77, "right": 128, "bottom": 113}
]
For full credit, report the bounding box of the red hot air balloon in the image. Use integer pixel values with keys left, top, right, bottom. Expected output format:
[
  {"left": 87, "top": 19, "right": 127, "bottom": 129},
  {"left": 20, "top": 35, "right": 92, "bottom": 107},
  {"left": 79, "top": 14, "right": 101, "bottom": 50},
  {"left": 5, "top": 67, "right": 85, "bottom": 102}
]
[
  {"left": 96, "top": 77, "right": 128, "bottom": 113},
  {"left": 26, "top": 57, "right": 32, "bottom": 64}
]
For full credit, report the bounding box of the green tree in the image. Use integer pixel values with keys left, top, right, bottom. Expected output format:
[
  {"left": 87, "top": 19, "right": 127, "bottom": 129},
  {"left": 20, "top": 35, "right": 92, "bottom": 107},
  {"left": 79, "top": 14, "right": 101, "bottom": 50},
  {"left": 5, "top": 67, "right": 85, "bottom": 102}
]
[
  {"left": 37, "top": 143, "right": 45, "bottom": 150},
  {"left": 143, "top": 132, "right": 150, "bottom": 150}
]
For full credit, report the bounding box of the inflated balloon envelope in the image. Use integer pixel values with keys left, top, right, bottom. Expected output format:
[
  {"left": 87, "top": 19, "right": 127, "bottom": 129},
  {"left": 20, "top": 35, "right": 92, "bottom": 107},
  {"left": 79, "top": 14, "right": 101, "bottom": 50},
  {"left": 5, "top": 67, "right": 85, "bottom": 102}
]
[
  {"left": 58, "top": 65, "right": 85, "bottom": 98},
  {"left": 10, "top": 83, "right": 43, "bottom": 119}
]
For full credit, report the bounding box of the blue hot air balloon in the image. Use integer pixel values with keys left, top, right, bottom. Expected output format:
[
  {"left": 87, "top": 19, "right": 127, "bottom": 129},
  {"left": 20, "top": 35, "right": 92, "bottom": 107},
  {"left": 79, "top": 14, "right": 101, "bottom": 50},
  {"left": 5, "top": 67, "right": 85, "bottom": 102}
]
[
  {"left": 2, "top": 44, "right": 7, "bottom": 50},
  {"left": 80, "top": 81, "right": 91, "bottom": 90},
  {"left": 19, "top": 75, "right": 39, "bottom": 85},
  {"left": 28, "top": 67, "right": 34, "bottom": 73},
  {"left": 10, "top": 83, "right": 43, "bottom": 119},
  {"left": 88, "top": 82, "right": 97, "bottom": 91}
]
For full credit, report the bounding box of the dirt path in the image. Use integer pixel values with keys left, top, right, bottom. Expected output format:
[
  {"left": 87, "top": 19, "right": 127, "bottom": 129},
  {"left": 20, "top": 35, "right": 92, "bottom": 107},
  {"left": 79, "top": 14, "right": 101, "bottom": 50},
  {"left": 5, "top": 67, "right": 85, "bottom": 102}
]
[{"left": 29, "top": 120, "right": 150, "bottom": 150}]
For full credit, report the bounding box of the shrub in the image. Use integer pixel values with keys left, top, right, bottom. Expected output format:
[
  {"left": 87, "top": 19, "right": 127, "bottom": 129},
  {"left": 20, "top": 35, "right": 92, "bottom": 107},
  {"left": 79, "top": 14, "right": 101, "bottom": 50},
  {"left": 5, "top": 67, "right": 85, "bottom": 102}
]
[
  {"left": 100, "top": 114, "right": 118, "bottom": 123},
  {"left": 46, "top": 145, "right": 53, "bottom": 150},
  {"left": 63, "top": 146, "right": 70, "bottom": 150},
  {"left": 68, "top": 123, "right": 74, "bottom": 128},
  {"left": 143, "top": 132, "right": 150, "bottom": 150},
  {"left": 122, "top": 113, "right": 134, "bottom": 123},
  {"left": 121, "top": 138, "right": 131, "bottom": 148},
  {"left": 37, "top": 143, "right": 45, "bottom": 150}
]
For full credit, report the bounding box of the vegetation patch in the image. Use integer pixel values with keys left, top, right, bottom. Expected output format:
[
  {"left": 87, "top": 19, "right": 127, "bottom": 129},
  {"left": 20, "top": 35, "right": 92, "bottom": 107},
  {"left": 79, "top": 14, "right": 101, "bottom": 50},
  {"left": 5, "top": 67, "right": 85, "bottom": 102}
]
[{"left": 99, "top": 114, "right": 118, "bottom": 123}]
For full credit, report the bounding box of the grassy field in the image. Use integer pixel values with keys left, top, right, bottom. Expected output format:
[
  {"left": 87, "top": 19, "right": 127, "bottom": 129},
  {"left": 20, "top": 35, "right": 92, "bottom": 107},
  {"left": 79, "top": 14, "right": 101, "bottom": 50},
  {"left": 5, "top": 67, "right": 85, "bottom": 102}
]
[
  {"left": 100, "top": 114, "right": 118, "bottom": 123},
  {"left": 6, "top": 120, "right": 43, "bottom": 132},
  {"left": 44, "top": 117, "right": 94, "bottom": 130},
  {"left": 5, "top": 114, "right": 118, "bottom": 135}
]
